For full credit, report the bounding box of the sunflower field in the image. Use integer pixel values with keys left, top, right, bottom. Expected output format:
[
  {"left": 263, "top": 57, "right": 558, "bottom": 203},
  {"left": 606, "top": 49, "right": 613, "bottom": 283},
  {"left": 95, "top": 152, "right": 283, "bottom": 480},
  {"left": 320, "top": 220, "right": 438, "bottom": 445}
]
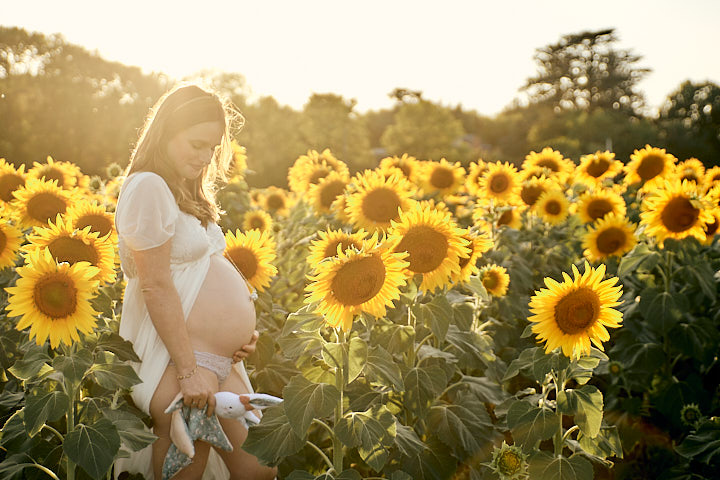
[{"left": 1, "top": 144, "right": 719, "bottom": 480}]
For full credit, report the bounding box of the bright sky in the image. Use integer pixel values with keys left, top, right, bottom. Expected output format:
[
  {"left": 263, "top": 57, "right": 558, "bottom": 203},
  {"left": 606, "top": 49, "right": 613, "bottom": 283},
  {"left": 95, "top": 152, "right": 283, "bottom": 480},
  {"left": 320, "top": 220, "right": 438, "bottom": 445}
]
[{"left": 3, "top": 0, "right": 719, "bottom": 116}]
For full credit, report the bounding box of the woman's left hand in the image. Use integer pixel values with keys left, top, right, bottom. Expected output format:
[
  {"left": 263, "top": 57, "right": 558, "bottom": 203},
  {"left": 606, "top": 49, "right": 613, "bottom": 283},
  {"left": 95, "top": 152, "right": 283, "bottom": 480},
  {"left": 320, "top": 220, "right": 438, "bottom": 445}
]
[{"left": 232, "top": 330, "right": 259, "bottom": 363}]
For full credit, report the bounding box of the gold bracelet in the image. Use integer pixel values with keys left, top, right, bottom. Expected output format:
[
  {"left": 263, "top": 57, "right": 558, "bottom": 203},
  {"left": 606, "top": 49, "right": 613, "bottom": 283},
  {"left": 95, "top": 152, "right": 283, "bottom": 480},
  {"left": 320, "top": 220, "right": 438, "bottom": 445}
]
[{"left": 176, "top": 365, "right": 198, "bottom": 381}]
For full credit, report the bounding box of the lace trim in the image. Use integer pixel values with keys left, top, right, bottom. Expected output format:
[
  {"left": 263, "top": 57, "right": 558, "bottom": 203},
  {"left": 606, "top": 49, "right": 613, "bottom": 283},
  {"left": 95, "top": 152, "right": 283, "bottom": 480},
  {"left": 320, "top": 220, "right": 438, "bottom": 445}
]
[{"left": 171, "top": 351, "right": 233, "bottom": 384}]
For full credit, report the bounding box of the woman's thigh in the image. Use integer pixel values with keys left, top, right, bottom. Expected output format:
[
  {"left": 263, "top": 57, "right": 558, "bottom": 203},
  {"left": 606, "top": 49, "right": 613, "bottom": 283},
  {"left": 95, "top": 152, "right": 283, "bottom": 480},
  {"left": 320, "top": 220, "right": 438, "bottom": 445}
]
[{"left": 215, "top": 366, "right": 276, "bottom": 479}]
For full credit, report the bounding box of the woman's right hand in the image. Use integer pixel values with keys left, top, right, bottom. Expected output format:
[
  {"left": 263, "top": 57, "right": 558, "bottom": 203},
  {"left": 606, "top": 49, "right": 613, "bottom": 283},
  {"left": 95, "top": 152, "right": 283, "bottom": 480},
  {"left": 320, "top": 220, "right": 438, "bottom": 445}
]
[{"left": 178, "top": 369, "right": 217, "bottom": 417}]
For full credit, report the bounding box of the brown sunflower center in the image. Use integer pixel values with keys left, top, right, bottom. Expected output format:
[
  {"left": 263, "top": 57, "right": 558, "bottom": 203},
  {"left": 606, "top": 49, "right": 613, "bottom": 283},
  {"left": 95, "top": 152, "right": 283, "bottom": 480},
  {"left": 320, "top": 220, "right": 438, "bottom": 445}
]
[
  {"left": 75, "top": 214, "right": 113, "bottom": 237},
  {"left": 0, "top": 173, "right": 25, "bottom": 202},
  {"left": 704, "top": 218, "right": 719, "bottom": 237},
  {"left": 489, "top": 173, "right": 510, "bottom": 194},
  {"left": 27, "top": 192, "right": 68, "bottom": 224},
  {"left": 249, "top": 216, "right": 266, "bottom": 230},
  {"left": 497, "top": 210, "right": 514, "bottom": 226},
  {"left": 309, "top": 168, "right": 330, "bottom": 185},
  {"left": 661, "top": 196, "right": 699, "bottom": 233},
  {"left": 323, "top": 238, "right": 361, "bottom": 258},
  {"left": 33, "top": 273, "right": 78, "bottom": 318},
  {"left": 596, "top": 227, "right": 627, "bottom": 254},
  {"left": 331, "top": 254, "right": 386, "bottom": 306},
  {"left": 586, "top": 199, "right": 613, "bottom": 221},
  {"left": 394, "top": 162, "right": 411, "bottom": 178},
  {"left": 521, "top": 185, "right": 545, "bottom": 206},
  {"left": 320, "top": 180, "right": 346, "bottom": 209},
  {"left": 554, "top": 287, "right": 600, "bottom": 335},
  {"left": 637, "top": 154, "right": 665, "bottom": 180},
  {"left": 48, "top": 237, "right": 99, "bottom": 266},
  {"left": 226, "top": 248, "right": 258, "bottom": 280},
  {"left": 545, "top": 200, "right": 562, "bottom": 215},
  {"left": 482, "top": 271, "right": 499, "bottom": 290},
  {"left": 361, "top": 188, "right": 402, "bottom": 223},
  {"left": 586, "top": 158, "right": 610, "bottom": 178},
  {"left": 430, "top": 167, "right": 455, "bottom": 189},
  {"left": 38, "top": 167, "right": 66, "bottom": 187},
  {"left": 394, "top": 225, "right": 448, "bottom": 273},
  {"left": 266, "top": 194, "right": 286, "bottom": 211},
  {"left": 536, "top": 158, "right": 560, "bottom": 172}
]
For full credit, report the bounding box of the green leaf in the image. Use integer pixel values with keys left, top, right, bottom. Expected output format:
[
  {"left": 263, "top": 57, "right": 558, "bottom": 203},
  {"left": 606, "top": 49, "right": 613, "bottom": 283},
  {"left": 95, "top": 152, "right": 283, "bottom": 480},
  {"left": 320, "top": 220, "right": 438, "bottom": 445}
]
[
  {"left": 462, "top": 375, "right": 508, "bottom": 405},
  {"left": 335, "top": 405, "right": 396, "bottom": 471},
  {"left": 63, "top": 419, "right": 121, "bottom": 480},
  {"left": 283, "top": 375, "right": 340, "bottom": 437},
  {"left": 24, "top": 390, "right": 69, "bottom": 437},
  {"left": 618, "top": 243, "right": 660, "bottom": 277},
  {"left": 244, "top": 404, "right": 305, "bottom": 465},
  {"left": 445, "top": 326, "right": 495, "bottom": 368},
  {"left": 322, "top": 342, "right": 343, "bottom": 370},
  {"left": 403, "top": 365, "right": 448, "bottom": 414},
  {"left": 394, "top": 421, "right": 425, "bottom": 457},
  {"left": 465, "top": 275, "right": 489, "bottom": 300},
  {"left": 557, "top": 385, "right": 603, "bottom": 438},
  {"left": 676, "top": 422, "right": 720, "bottom": 464},
  {"left": 277, "top": 330, "right": 324, "bottom": 359},
  {"left": 528, "top": 452, "right": 593, "bottom": 480},
  {"left": 577, "top": 426, "right": 623, "bottom": 460},
  {"left": 53, "top": 349, "right": 93, "bottom": 388},
  {"left": 374, "top": 324, "right": 415, "bottom": 355},
  {"left": 364, "top": 345, "right": 404, "bottom": 390},
  {"left": 502, "top": 347, "right": 537, "bottom": 381},
  {"left": 427, "top": 393, "right": 493, "bottom": 456},
  {"left": 685, "top": 263, "right": 717, "bottom": 300},
  {"left": 88, "top": 362, "right": 142, "bottom": 390},
  {"left": 102, "top": 409, "right": 157, "bottom": 452},
  {"left": 8, "top": 344, "right": 51, "bottom": 380},
  {"left": 506, "top": 401, "right": 558, "bottom": 451},
  {"left": 413, "top": 295, "right": 452, "bottom": 342},
  {"left": 639, "top": 287, "right": 681, "bottom": 332},
  {"left": 347, "top": 337, "right": 368, "bottom": 384},
  {"left": 400, "top": 437, "right": 457, "bottom": 480},
  {"left": 281, "top": 306, "right": 326, "bottom": 335},
  {"left": 530, "top": 347, "right": 569, "bottom": 383},
  {"left": 95, "top": 332, "right": 140, "bottom": 362}
]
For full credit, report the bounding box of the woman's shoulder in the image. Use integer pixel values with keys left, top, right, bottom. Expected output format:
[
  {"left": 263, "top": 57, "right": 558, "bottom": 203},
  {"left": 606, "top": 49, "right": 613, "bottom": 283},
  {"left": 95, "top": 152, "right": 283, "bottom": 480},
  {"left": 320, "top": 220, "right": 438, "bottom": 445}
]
[
  {"left": 117, "top": 171, "right": 177, "bottom": 210},
  {"left": 123, "top": 171, "right": 170, "bottom": 190}
]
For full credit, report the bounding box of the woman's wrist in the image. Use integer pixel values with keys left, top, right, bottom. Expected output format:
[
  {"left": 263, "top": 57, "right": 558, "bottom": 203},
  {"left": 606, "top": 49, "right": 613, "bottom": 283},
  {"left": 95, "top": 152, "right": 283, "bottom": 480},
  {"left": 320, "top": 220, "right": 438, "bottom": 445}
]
[{"left": 176, "top": 364, "right": 198, "bottom": 380}]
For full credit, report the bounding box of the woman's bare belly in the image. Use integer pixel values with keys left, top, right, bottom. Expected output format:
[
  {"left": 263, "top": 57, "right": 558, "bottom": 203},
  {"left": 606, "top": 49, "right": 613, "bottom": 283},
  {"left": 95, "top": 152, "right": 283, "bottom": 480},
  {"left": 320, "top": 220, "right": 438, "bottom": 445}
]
[{"left": 186, "top": 254, "right": 256, "bottom": 358}]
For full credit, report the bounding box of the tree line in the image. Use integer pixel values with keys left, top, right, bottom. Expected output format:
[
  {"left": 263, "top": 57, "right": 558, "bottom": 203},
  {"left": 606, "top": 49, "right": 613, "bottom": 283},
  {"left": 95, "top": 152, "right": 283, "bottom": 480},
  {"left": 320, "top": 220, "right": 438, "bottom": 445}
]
[{"left": 1, "top": 26, "right": 718, "bottom": 188}]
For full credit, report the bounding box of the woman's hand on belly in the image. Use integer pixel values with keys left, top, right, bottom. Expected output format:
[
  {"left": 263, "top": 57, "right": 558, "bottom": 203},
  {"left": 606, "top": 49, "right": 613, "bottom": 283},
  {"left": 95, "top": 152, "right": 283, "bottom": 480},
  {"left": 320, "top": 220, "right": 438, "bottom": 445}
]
[{"left": 232, "top": 330, "right": 259, "bottom": 363}]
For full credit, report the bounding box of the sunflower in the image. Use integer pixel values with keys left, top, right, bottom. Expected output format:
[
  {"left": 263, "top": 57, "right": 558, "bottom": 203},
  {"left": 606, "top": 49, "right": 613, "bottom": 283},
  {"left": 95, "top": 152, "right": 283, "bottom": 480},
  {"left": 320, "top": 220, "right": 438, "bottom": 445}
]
[
  {"left": 308, "top": 171, "right": 349, "bottom": 213},
  {"left": 0, "top": 217, "right": 23, "bottom": 269},
  {"left": 452, "top": 231, "right": 492, "bottom": 284},
  {"left": 640, "top": 180, "right": 715, "bottom": 245},
  {"left": 574, "top": 151, "right": 623, "bottom": 187},
  {"left": 675, "top": 158, "right": 705, "bottom": 186},
  {"left": 464, "top": 160, "right": 487, "bottom": 197},
  {"left": 625, "top": 145, "right": 677, "bottom": 189},
  {"left": 533, "top": 189, "right": 570, "bottom": 225},
  {"left": 305, "top": 238, "right": 409, "bottom": 332},
  {"left": 307, "top": 229, "right": 370, "bottom": 268},
  {"left": 260, "top": 186, "right": 292, "bottom": 217},
  {"left": 10, "top": 178, "right": 74, "bottom": 229},
  {"left": 5, "top": 247, "right": 100, "bottom": 349},
  {"left": 241, "top": 210, "right": 273, "bottom": 233},
  {"left": 28, "top": 156, "right": 77, "bottom": 189},
  {"left": 522, "top": 148, "right": 574, "bottom": 183},
  {"left": 65, "top": 200, "right": 117, "bottom": 243},
  {"left": 387, "top": 203, "right": 470, "bottom": 293},
  {"left": 224, "top": 228, "right": 277, "bottom": 293},
  {"left": 288, "top": 149, "right": 349, "bottom": 194},
  {"left": 0, "top": 159, "right": 27, "bottom": 203},
  {"left": 582, "top": 213, "right": 637, "bottom": 262},
  {"left": 704, "top": 166, "right": 720, "bottom": 189},
  {"left": 473, "top": 204, "right": 525, "bottom": 233},
  {"left": 230, "top": 140, "right": 248, "bottom": 178},
  {"left": 702, "top": 209, "right": 720, "bottom": 245},
  {"left": 379, "top": 154, "right": 420, "bottom": 183},
  {"left": 480, "top": 264, "right": 510, "bottom": 297},
  {"left": 529, "top": 261, "right": 623, "bottom": 359},
  {"left": 519, "top": 176, "right": 554, "bottom": 207},
  {"left": 420, "top": 158, "right": 466, "bottom": 196},
  {"left": 345, "top": 169, "right": 416, "bottom": 232},
  {"left": 103, "top": 176, "right": 125, "bottom": 205},
  {"left": 476, "top": 162, "right": 522, "bottom": 205},
  {"left": 23, "top": 215, "right": 117, "bottom": 285},
  {"left": 575, "top": 189, "right": 627, "bottom": 224}
]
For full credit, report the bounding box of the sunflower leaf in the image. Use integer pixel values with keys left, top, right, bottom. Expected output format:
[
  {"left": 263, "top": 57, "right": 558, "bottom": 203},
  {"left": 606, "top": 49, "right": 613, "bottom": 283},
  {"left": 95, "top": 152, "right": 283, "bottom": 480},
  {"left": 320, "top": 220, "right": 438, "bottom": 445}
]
[
  {"left": 428, "top": 392, "right": 493, "bottom": 456},
  {"left": 347, "top": 336, "right": 368, "bottom": 384},
  {"left": 403, "top": 365, "right": 448, "bottom": 416},
  {"left": 8, "top": 344, "right": 51, "bottom": 381},
  {"left": 52, "top": 349, "right": 93, "bottom": 390},
  {"left": 335, "top": 405, "right": 396, "bottom": 471},
  {"left": 63, "top": 419, "right": 120, "bottom": 479},
  {"left": 639, "top": 287, "right": 681, "bottom": 333},
  {"left": 23, "top": 390, "right": 69, "bottom": 438},
  {"left": 412, "top": 295, "right": 452, "bottom": 343},
  {"left": 88, "top": 362, "right": 142, "bottom": 390},
  {"left": 243, "top": 404, "right": 306, "bottom": 465},
  {"left": 373, "top": 323, "right": 415, "bottom": 355},
  {"left": 577, "top": 425, "right": 623, "bottom": 460},
  {"left": 94, "top": 332, "right": 140, "bottom": 362},
  {"left": 557, "top": 385, "right": 604, "bottom": 438},
  {"left": 364, "top": 345, "right": 404, "bottom": 390},
  {"left": 617, "top": 243, "right": 661, "bottom": 277},
  {"left": 394, "top": 421, "right": 425, "bottom": 457},
  {"left": 283, "top": 375, "right": 340, "bottom": 437},
  {"left": 506, "top": 401, "right": 558, "bottom": 452},
  {"left": 528, "top": 452, "right": 593, "bottom": 480},
  {"left": 101, "top": 408, "right": 157, "bottom": 452}
]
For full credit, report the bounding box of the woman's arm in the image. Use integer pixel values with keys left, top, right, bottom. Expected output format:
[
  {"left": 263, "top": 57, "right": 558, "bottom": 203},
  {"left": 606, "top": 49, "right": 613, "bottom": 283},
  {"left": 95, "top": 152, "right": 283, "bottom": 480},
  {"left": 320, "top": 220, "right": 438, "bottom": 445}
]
[{"left": 132, "top": 240, "right": 216, "bottom": 416}]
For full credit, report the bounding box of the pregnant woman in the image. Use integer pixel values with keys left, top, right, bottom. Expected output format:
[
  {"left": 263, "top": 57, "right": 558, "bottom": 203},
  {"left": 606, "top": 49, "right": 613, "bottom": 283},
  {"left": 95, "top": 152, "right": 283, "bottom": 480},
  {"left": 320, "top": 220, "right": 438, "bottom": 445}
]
[{"left": 113, "top": 84, "right": 276, "bottom": 479}]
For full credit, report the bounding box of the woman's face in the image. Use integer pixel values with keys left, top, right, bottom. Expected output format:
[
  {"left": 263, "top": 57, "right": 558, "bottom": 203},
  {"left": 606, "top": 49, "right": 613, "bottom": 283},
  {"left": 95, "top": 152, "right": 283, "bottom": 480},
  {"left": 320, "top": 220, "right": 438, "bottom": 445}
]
[{"left": 166, "top": 121, "right": 224, "bottom": 180}]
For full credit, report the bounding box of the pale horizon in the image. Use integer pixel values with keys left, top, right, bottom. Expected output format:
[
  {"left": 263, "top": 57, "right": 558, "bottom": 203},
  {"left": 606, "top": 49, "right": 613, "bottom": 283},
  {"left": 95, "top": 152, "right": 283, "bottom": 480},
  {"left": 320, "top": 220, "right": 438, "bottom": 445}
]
[{"left": 3, "top": 0, "right": 720, "bottom": 116}]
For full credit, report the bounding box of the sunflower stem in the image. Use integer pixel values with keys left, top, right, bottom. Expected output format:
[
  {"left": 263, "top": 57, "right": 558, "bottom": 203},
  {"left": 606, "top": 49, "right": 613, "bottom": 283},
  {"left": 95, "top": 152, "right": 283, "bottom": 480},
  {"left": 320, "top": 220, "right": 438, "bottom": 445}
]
[
  {"left": 60, "top": 343, "right": 77, "bottom": 480},
  {"left": 332, "top": 328, "right": 346, "bottom": 474},
  {"left": 552, "top": 372, "right": 564, "bottom": 457}
]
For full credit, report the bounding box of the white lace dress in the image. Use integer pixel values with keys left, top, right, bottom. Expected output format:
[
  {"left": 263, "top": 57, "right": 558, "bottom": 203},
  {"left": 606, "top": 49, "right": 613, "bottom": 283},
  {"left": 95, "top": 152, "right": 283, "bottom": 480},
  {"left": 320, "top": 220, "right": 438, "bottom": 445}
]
[{"left": 113, "top": 171, "right": 253, "bottom": 480}]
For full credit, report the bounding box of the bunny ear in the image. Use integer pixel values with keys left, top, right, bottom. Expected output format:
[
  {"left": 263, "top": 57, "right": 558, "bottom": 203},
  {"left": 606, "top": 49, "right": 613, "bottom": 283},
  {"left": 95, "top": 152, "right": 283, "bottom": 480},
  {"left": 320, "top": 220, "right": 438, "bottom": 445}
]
[{"left": 164, "top": 391, "right": 185, "bottom": 414}]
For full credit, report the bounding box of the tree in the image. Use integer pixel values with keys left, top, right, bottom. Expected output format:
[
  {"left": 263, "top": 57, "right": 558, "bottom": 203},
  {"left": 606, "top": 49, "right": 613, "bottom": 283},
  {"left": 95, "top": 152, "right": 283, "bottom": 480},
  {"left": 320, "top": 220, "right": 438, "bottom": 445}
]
[
  {"left": 521, "top": 29, "right": 649, "bottom": 114},
  {"left": 658, "top": 81, "right": 720, "bottom": 165},
  {"left": 381, "top": 99, "right": 466, "bottom": 162},
  {"left": 299, "top": 93, "right": 374, "bottom": 173}
]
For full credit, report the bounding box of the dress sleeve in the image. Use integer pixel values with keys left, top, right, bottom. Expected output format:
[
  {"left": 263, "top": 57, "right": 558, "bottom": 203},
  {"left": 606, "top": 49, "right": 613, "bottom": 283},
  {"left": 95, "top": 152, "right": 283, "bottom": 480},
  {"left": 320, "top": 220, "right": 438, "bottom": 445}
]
[{"left": 116, "top": 172, "right": 179, "bottom": 251}]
